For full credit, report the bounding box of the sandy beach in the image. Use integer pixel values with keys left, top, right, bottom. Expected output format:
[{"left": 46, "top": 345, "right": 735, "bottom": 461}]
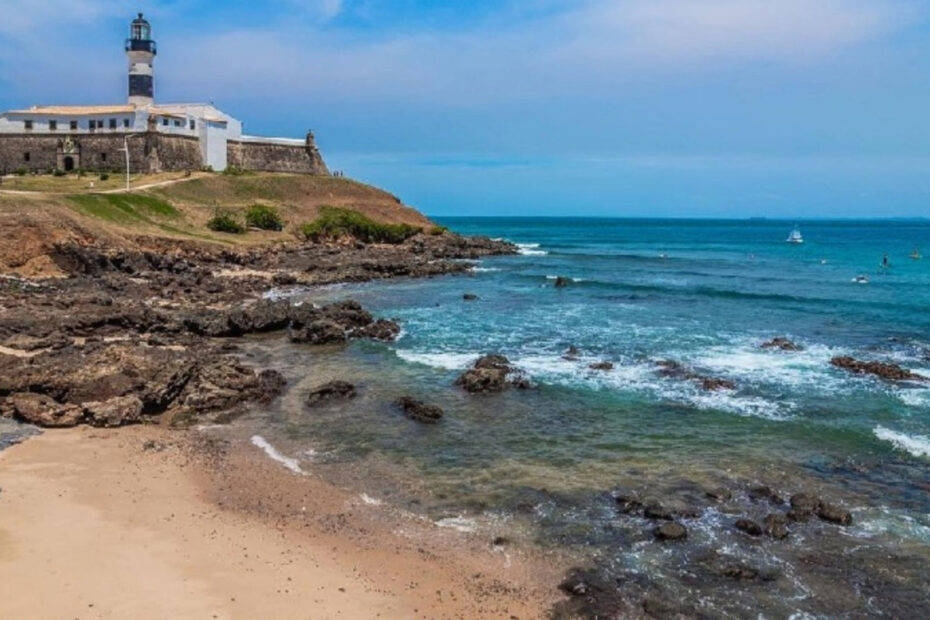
[{"left": 0, "top": 426, "right": 559, "bottom": 619}]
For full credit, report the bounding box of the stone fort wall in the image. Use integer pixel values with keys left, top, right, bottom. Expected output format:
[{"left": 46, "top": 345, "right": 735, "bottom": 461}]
[{"left": 0, "top": 132, "right": 327, "bottom": 175}]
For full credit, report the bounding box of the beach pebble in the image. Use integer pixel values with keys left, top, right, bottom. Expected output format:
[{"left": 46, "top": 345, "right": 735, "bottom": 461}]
[
  {"left": 653, "top": 522, "right": 688, "bottom": 541},
  {"left": 817, "top": 502, "right": 853, "bottom": 526}
]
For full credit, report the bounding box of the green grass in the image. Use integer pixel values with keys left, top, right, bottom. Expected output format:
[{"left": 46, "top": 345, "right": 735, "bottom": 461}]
[
  {"left": 298, "top": 206, "right": 422, "bottom": 244},
  {"left": 67, "top": 193, "right": 180, "bottom": 224}
]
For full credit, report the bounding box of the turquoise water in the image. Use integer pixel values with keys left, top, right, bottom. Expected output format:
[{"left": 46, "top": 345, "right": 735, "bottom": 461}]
[{"left": 243, "top": 218, "right": 930, "bottom": 616}]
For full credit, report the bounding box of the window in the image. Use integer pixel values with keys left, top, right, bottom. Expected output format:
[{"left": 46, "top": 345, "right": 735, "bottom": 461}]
[
  {"left": 24, "top": 120, "right": 33, "bottom": 130},
  {"left": 70, "top": 120, "right": 78, "bottom": 131},
  {"left": 89, "top": 120, "right": 97, "bottom": 130},
  {"left": 23, "top": 152, "right": 30, "bottom": 162},
  {"left": 49, "top": 120, "right": 58, "bottom": 131},
  {"left": 189, "top": 120, "right": 196, "bottom": 130},
  {"left": 162, "top": 117, "right": 169, "bottom": 126},
  {"left": 174, "top": 120, "right": 182, "bottom": 127},
  {"left": 109, "top": 118, "right": 117, "bottom": 129},
  {"left": 101, "top": 153, "right": 107, "bottom": 162},
  {"left": 123, "top": 118, "right": 130, "bottom": 128}
]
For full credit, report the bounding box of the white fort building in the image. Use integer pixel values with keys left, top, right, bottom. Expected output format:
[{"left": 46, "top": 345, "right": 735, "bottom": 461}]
[{"left": 0, "top": 14, "right": 327, "bottom": 175}]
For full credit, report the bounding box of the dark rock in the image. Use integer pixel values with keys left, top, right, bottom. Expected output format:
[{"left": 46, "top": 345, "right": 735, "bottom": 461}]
[
  {"left": 655, "top": 360, "right": 736, "bottom": 391},
  {"left": 272, "top": 272, "right": 298, "bottom": 285},
  {"left": 763, "top": 513, "right": 789, "bottom": 539},
  {"left": 734, "top": 518, "right": 763, "bottom": 536},
  {"left": 554, "top": 276, "right": 570, "bottom": 288},
  {"left": 290, "top": 319, "right": 347, "bottom": 345},
  {"left": 83, "top": 395, "right": 144, "bottom": 427},
  {"left": 353, "top": 318, "right": 401, "bottom": 342},
  {"left": 589, "top": 361, "right": 614, "bottom": 371},
  {"left": 306, "top": 381, "right": 357, "bottom": 406},
  {"left": 319, "top": 300, "right": 374, "bottom": 329},
  {"left": 721, "top": 563, "right": 759, "bottom": 581},
  {"left": 788, "top": 492, "right": 820, "bottom": 521},
  {"left": 492, "top": 536, "right": 510, "bottom": 546},
  {"left": 654, "top": 522, "right": 687, "bottom": 541},
  {"left": 613, "top": 493, "right": 642, "bottom": 514},
  {"left": 830, "top": 356, "right": 927, "bottom": 382},
  {"left": 761, "top": 337, "right": 803, "bottom": 351},
  {"left": 463, "top": 293, "right": 479, "bottom": 301},
  {"left": 257, "top": 370, "right": 287, "bottom": 403},
  {"left": 456, "top": 355, "right": 530, "bottom": 393},
  {"left": 7, "top": 392, "right": 84, "bottom": 427},
  {"left": 817, "top": 502, "right": 853, "bottom": 526},
  {"left": 644, "top": 502, "right": 673, "bottom": 520},
  {"left": 474, "top": 354, "right": 511, "bottom": 370},
  {"left": 748, "top": 485, "right": 784, "bottom": 505},
  {"left": 394, "top": 396, "right": 443, "bottom": 423},
  {"left": 562, "top": 346, "right": 581, "bottom": 361},
  {"left": 706, "top": 486, "right": 732, "bottom": 502}
]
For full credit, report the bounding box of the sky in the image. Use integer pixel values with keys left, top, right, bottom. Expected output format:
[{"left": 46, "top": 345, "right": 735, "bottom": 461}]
[{"left": 1, "top": 0, "right": 929, "bottom": 217}]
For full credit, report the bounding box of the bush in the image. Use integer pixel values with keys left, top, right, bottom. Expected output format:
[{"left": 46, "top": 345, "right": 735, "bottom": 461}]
[
  {"left": 428, "top": 225, "right": 448, "bottom": 236},
  {"left": 201, "top": 165, "right": 214, "bottom": 173},
  {"left": 298, "top": 207, "right": 422, "bottom": 244},
  {"left": 222, "top": 165, "right": 249, "bottom": 176},
  {"left": 245, "top": 204, "right": 284, "bottom": 231},
  {"left": 206, "top": 211, "right": 245, "bottom": 234},
  {"left": 99, "top": 172, "right": 110, "bottom": 181},
  {"left": 14, "top": 166, "right": 27, "bottom": 176},
  {"left": 53, "top": 169, "right": 66, "bottom": 177}
]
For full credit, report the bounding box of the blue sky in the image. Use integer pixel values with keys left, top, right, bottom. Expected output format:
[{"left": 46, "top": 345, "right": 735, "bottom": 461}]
[{"left": 1, "top": 0, "right": 929, "bottom": 217}]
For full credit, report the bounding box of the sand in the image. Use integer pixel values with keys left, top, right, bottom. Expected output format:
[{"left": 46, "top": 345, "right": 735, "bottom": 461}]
[{"left": 0, "top": 426, "right": 560, "bottom": 619}]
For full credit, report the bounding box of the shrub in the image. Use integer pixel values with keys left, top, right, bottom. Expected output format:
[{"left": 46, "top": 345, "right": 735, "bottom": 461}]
[
  {"left": 222, "top": 165, "right": 248, "bottom": 176},
  {"left": 201, "top": 165, "right": 214, "bottom": 173},
  {"left": 99, "top": 172, "right": 110, "bottom": 181},
  {"left": 298, "top": 207, "right": 422, "bottom": 244},
  {"left": 206, "top": 210, "right": 245, "bottom": 234},
  {"left": 245, "top": 204, "right": 284, "bottom": 231},
  {"left": 428, "top": 225, "right": 448, "bottom": 236},
  {"left": 53, "top": 169, "right": 66, "bottom": 177},
  {"left": 14, "top": 166, "right": 27, "bottom": 176},
  {"left": 77, "top": 168, "right": 86, "bottom": 178}
]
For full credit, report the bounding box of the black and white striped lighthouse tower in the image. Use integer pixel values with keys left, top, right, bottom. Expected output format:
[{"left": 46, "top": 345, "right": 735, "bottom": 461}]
[{"left": 125, "top": 13, "right": 157, "bottom": 106}]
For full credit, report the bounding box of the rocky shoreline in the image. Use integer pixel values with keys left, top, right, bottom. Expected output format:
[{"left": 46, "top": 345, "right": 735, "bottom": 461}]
[{"left": 0, "top": 231, "right": 514, "bottom": 431}]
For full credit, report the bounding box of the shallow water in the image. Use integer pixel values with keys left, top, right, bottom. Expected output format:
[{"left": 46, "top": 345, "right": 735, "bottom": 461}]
[{"left": 241, "top": 218, "right": 930, "bottom": 616}]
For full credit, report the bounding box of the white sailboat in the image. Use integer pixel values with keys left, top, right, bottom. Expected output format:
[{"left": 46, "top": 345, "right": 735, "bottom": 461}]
[{"left": 786, "top": 227, "right": 804, "bottom": 244}]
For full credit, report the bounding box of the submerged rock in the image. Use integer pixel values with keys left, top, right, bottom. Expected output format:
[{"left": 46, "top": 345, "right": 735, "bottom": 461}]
[
  {"left": 788, "top": 492, "right": 820, "bottom": 521},
  {"left": 706, "top": 486, "right": 733, "bottom": 502},
  {"left": 734, "top": 518, "right": 764, "bottom": 537},
  {"left": 289, "top": 319, "right": 347, "bottom": 345},
  {"left": 656, "top": 360, "right": 736, "bottom": 391},
  {"left": 463, "top": 293, "right": 479, "bottom": 301},
  {"left": 817, "top": 502, "right": 853, "bottom": 526},
  {"left": 654, "top": 522, "right": 688, "bottom": 541},
  {"left": 554, "top": 276, "right": 570, "bottom": 288},
  {"left": 830, "top": 356, "right": 927, "bottom": 382},
  {"left": 562, "top": 346, "right": 581, "bottom": 361},
  {"left": 589, "top": 361, "right": 614, "bottom": 371},
  {"left": 394, "top": 396, "right": 443, "bottom": 423},
  {"left": 306, "top": 381, "right": 357, "bottom": 406},
  {"left": 748, "top": 485, "right": 784, "bottom": 505},
  {"left": 762, "top": 337, "right": 803, "bottom": 351}
]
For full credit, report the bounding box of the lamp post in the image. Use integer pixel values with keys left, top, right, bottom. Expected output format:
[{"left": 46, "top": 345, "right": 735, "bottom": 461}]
[{"left": 118, "top": 134, "right": 139, "bottom": 191}]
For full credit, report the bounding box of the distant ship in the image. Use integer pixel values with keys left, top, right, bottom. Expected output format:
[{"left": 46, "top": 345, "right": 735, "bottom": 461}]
[
  {"left": 910, "top": 248, "right": 922, "bottom": 260},
  {"left": 786, "top": 227, "right": 804, "bottom": 244}
]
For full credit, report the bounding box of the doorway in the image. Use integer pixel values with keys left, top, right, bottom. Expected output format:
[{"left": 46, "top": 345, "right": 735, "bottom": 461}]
[{"left": 63, "top": 156, "right": 75, "bottom": 172}]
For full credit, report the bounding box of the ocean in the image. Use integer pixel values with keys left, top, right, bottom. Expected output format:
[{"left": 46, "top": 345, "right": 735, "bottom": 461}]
[{"left": 240, "top": 218, "right": 930, "bottom": 616}]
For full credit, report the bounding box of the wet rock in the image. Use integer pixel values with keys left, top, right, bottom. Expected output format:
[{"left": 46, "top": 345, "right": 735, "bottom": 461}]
[
  {"left": 319, "top": 300, "right": 374, "bottom": 330},
  {"left": 817, "top": 502, "right": 853, "bottom": 526},
  {"left": 589, "top": 361, "right": 614, "bottom": 371},
  {"left": 653, "top": 522, "right": 688, "bottom": 541},
  {"left": 613, "top": 493, "right": 642, "bottom": 514},
  {"left": 655, "top": 360, "right": 736, "bottom": 391},
  {"left": 463, "top": 293, "right": 479, "bottom": 301},
  {"left": 788, "top": 492, "right": 820, "bottom": 521},
  {"left": 394, "top": 396, "right": 443, "bottom": 424},
  {"left": 178, "top": 358, "right": 283, "bottom": 413},
  {"left": 748, "top": 485, "right": 784, "bottom": 505},
  {"left": 763, "top": 513, "right": 790, "bottom": 539},
  {"left": 562, "top": 346, "right": 581, "bottom": 361},
  {"left": 721, "top": 563, "right": 760, "bottom": 581},
  {"left": 554, "top": 276, "right": 570, "bottom": 288},
  {"left": 257, "top": 370, "right": 287, "bottom": 403},
  {"left": 306, "top": 380, "right": 357, "bottom": 406},
  {"left": 706, "top": 486, "right": 732, "bottom": 502},
  {"left": 83, "top": 395, "right": 144, "bottom": 427},
  {"left": 644, "top": 502, "right": 673, "bottom": 520},
  {"left": 762, "top": 337, "right": 803, "bottom": 351},
  {"left": 7, "top": 393, "right": 85, "bottom": 427},
  {"left": 456, "top": 355, "right": 530, "bottom": 393},
  {"left": 492, "top": 536, "right": 510, "bottom": 547},
  {"left": 353, "top": 318, "right": 401, "bottom": 342},
  {"left": 271, "top": 272, "right": 298, "bottom": 285},
  {"left": 289, "top": 319, "right": 347, "bottom": 345},
  {"left": 734, "top": 518, "right": 763, "bottom": 536},
  {"left": 830, "top": 356, "right": 927, "bottom": 382}
]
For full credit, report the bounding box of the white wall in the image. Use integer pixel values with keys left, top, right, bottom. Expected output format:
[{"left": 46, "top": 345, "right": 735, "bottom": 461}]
[
  {"left": 0, "top": 113, "right": 139, "bottom": 134},
  {"left": 200, "top": 120, "right": 228, "bottom": 171}
]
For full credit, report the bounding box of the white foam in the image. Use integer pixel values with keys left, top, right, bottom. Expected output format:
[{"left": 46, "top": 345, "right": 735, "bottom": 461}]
[
  {"left": 516, "top": 243, "right": 548, "bottom": 256},
  {"left": 250, "top": 435, "right": 305, "bottom": 474},
  {"left": 435, "top": 516, "right": 478, "bottom": 533},
  {"left": 470, "top": 266, "right": 501, "bottom": 273},
  {"left": 897, "top": 388, "right": 930, "bottom": 408},
  {"left": 873, "top": 426, "right": 930, "bottom": 458},
  {"left": 360, "top": 493, "right": 383, "bottom": 506},
  {"left": 395, "top": 350, "right": 477, "bottom": 370}
]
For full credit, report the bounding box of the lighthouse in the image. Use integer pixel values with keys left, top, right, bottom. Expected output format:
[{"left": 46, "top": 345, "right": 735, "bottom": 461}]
[{"left": 125, "top": 13, "right": 157, "bottom": 106}]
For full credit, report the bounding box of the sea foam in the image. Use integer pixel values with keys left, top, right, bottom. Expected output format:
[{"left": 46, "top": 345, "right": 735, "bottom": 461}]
[
  {"left": 516, "top": 243, "right": 548, "bottom": 256},
  {"left": 250, "top": 435, "right": 305, "bottom": 474},
  {"left": 873, "top": 426, "right": 930, "bottom": 458}
]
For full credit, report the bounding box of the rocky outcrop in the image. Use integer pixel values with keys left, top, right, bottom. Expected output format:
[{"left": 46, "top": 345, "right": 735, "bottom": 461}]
[
  {"left": 394, "top": 396, "right": 444, "bottom": 424},
  {"left": 456, "top": 355, "right": 531, "bottom": 393},
  {"left": 762, "top": 337, "right": 803, "bottom": 351},
  {"left": 589, "top": 361, "right": 614, "bottom": 371},
  {"left": 830, "top": 356, "right": 927, "bottom": 382},
  {"left": 353, "top": 318, "right": 401, "bottom": 342},
  {"left": 306, "top": 381, "right": 357, "bottom": 406},
  {"left": 289, "top": 319, "right": 347, "bottom": 345},
  {"left": 83, "top": 395, "right": 144, "bottom": 428},
  {"left": 7, "top": 393, "right": 85, "bottom": 428},
  {"left": 656, "top": 360, "right": 736, "bottom": 391}
]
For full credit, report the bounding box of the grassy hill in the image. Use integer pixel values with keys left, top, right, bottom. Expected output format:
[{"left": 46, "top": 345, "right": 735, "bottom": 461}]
[{"left": 0, "top": 172, "right": 434, "bottom": 277}]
